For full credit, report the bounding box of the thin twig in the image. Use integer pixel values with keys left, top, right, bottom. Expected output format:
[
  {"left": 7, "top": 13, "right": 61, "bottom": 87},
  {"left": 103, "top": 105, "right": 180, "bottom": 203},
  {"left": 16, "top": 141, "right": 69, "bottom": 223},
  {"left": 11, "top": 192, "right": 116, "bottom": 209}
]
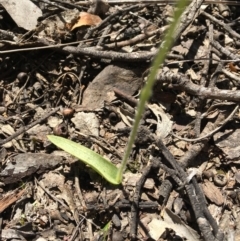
[
  {"left": 35, "top": 178, "right": 70, "bottom": 211},
  {"left": 201, "top": 11, "right": 240, "bottom": 39},
  {"left": 130, "top": 163, "right": 153, "bottom": 240},
  {"left": 171, "top": 105, "right": 239, "bottom": 142},
  {"left": 0, "top": 107, "right": 60, "bottom": 145}
]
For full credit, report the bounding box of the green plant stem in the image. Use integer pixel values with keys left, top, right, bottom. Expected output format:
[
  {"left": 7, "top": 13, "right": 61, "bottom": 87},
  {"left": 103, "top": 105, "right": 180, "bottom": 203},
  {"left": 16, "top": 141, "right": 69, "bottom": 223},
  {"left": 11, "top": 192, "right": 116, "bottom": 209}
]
[{"left": 116, "top": 0, "right": 189, "bottom": 183}]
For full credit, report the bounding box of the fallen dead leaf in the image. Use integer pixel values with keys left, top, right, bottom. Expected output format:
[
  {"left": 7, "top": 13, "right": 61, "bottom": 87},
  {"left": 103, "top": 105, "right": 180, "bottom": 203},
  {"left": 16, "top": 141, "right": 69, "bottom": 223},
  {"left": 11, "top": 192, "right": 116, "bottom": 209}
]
[
  {"left": 148, "top": 104, "right": 173, "bottom": 139},
  {"left": 71, "top": 12, "right": 102, "bottom": 31},
  {"left": 228, "top": 62, "right": 238, "bottom": 72},
  {"left": 201, "top": 180, "right": 224, "bottom": 206},
  {"left": 148, "top": 208, "right": 200, "bottom": 240},
  {"left": 214, "top": 129, "right": 240, "bottom": 160}
]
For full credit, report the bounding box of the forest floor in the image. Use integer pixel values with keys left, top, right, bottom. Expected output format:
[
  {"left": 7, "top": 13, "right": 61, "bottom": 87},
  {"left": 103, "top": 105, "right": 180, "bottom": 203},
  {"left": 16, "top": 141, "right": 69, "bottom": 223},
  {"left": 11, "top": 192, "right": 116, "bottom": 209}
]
[{"left": 0, "top": 0, "right": 240, "bottom": 240}]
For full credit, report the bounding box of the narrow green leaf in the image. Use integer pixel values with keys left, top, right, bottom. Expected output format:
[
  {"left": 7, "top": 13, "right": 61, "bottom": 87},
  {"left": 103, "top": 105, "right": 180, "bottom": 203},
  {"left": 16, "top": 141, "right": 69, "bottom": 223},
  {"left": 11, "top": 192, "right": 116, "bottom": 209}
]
[
  {"left": 47, "top": 135, "right": 120, "bottom": 185},
  {"left": 102, "top": 221, "right": 111, "bottom": 241}
]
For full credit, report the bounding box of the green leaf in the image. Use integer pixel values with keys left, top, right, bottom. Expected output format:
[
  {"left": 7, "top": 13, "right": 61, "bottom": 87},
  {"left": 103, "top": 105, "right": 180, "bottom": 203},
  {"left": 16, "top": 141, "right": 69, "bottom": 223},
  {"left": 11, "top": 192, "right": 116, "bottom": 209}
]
[
  {"left": 101, "top": 221, "right": 111, "bottom": 241},
  {"left": 47, "top": 135, "right": 120, "bottom": 185}
]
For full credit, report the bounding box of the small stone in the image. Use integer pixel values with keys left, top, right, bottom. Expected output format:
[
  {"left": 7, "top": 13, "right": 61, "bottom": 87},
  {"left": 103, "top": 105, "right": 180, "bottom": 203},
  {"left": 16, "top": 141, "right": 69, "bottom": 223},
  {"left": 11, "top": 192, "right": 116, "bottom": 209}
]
[{"left": 112, "top": 214, "right": 121, "bottom": 228}]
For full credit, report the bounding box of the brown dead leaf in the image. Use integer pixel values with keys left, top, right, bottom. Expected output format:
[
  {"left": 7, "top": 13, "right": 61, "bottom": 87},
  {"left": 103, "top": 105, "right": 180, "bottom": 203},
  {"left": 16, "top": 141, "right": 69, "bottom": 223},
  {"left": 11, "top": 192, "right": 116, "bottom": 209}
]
[
  {"left": 71, "top": 12, "right": 102, "bottom": 31},
  {"left": 175, "top": 140, "right": 187, "bottom": 149},
  {"left": 214, "top": 129, "right": 240, "bottom": 160},
  {"left": 201, "top": 180, "right": 224, "bottom": 206},
  {"left": 206, "top": 109, "right": 219, "bottom": 119},
  {"left": 228, "top": 62, "right": 237, "bottom": 72},
  {"left": 168, "top": 145, "right": 185, "bottom": 157},
  {"left": 186, "top": 68, "right": 201, "bottom": 81}
]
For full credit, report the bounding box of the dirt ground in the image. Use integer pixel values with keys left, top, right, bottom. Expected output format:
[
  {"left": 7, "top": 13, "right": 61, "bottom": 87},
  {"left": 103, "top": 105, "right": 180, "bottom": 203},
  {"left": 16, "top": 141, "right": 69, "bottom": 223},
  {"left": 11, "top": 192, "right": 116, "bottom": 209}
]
[{"left": 1, "top": 0, "right": 240, "bottom": 240}]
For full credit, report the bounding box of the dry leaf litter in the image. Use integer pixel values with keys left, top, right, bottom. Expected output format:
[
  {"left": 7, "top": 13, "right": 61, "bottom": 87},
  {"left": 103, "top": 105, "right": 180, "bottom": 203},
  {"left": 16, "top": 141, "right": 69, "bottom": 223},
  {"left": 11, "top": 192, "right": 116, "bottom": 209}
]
[{"left": 0, "top": 0, "right": 240, "bottom": 240}]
